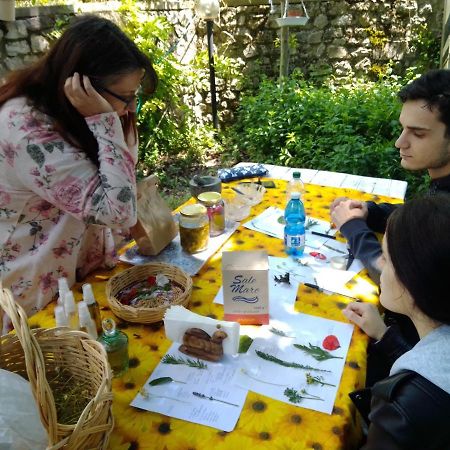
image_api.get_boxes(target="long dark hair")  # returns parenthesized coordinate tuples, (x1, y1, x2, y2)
(386, 194, 450, 324)
(0, 15, 157, 166)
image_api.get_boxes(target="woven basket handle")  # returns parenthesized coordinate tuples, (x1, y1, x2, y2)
(0, 283, 58, 444)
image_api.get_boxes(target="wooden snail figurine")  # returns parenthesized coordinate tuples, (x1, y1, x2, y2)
(178, 326, 228, 362)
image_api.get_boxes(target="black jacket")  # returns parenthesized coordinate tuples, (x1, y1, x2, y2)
(340, 174, 450, 284)
(350, 326, 450, 449)
(351, 370, 450, 450)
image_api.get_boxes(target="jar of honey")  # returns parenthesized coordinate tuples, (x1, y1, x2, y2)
(179, 204, 209, 253)
(197, 191, 226, 237)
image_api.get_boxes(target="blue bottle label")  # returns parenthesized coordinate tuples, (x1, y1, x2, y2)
(284, 234, 305, 248)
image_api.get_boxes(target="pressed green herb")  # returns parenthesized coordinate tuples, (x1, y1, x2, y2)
(306, 373, 336, 387)
(305, 218, 319, 230)
(269, 327, 295, 338)
(161, 354, 208, 369)
(192, 391, 239, 407)
(284, 387, 324, 404)
(293, 343, 343, 362)
(255, 350, 331, 373)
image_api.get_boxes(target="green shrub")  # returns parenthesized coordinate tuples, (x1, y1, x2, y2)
(227, 72, 429, 197)
(119, 0, 220, 201)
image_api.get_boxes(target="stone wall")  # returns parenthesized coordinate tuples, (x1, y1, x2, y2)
(0, 0, 444, 126)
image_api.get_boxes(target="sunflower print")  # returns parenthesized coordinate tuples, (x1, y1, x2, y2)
(26, 179, 400, 450)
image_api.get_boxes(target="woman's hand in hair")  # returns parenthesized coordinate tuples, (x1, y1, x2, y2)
(343, 302, 387, 341)
(64, 72, 114, 117)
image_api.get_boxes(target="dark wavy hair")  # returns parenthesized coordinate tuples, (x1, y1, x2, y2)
(386, 193, 450, 324)
(398, 69, 450, 138)
(0, 15, 157, 166)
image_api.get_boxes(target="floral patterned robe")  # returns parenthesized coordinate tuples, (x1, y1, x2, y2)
(0, 97, 137, 323)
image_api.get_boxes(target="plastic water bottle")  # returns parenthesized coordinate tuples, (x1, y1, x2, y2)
(284, 191, 306, 257)
(286, 171, 305, 201)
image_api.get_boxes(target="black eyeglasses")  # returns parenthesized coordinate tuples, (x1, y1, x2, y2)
(98, 86, 143, 114)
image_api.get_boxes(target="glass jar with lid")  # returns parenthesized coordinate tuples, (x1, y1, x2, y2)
(179, 204, 209, 253)
(197, 191, 226, 237)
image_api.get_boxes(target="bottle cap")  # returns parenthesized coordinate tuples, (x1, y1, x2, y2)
(293, 171, 301, 179)
(197, 191, 222, 205)
(82, 283, 95, 305)
(102, 318, 117, 336)
(290, 192, 301, 199)
(180, 204, 207, 216)
(64, 291, 76, 314)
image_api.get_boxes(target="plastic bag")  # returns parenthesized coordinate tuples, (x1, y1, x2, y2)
(0, 369, 47, 449)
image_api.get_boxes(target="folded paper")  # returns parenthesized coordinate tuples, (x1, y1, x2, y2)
(164, 306, 240, 355)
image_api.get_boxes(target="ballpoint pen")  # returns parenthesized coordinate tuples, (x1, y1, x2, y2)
(311, 231, 337, 240)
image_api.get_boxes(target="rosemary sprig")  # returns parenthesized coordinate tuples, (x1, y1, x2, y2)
(306, 373, 336, 387)
(192, 392, 239, 407)
(305, 218, 319, 230)
(269, 327, 295, 338)
(161, 354, 208, 369)
(240, 368, 287, 386)
(255, 350, 331, 373)
(284, 387, 324, 404)
(293, 343, 343, 362)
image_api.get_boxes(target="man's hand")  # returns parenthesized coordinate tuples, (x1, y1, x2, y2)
(342, 302, 387, 340)
(330, 199, 368, 229)
(330, 196, 349, 212)
(64, 72, 114, 117)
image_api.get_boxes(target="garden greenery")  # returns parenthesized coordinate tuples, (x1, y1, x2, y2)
(227, 70, 429, 197)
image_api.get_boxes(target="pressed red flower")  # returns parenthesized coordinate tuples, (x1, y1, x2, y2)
(322, 335, 340, 351)
(309, 251, 327, 260)
(147, 276, 156, 285)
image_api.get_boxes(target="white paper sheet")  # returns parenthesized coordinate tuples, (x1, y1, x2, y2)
(244, 207, 337, 240)
(233, 314, 354, 414)
(131, 343, 247, 432)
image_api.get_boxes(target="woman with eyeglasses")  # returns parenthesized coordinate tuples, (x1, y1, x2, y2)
(343, 194, 450, 449)
(0, 15, 157, 328)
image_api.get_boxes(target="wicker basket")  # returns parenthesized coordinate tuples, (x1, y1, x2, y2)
(106, 262, 192, 324)
(0, 285, 113, 450)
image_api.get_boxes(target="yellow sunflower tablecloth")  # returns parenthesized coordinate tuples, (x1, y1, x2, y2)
(29, 179, 402, 450)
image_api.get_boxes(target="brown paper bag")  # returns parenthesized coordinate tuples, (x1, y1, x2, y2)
(130, 174, 178, 255)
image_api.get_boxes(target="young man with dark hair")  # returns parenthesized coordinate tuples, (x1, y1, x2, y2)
(329, 69, 450, 385)
(330, 69, 450, 284)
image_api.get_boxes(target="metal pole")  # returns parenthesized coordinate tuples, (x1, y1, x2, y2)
(279, 0, 290, 80)
(206, 19, 219, 129)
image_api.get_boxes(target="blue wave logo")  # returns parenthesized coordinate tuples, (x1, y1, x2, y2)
(232, 296, 258, 303)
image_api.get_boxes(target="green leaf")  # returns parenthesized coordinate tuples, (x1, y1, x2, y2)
(26, 144, 45, 168)
(255, 350, 330, 373)
(148, 377, 173, 386)
(238, 335, 253, 353)
(293, 343, 343, 362)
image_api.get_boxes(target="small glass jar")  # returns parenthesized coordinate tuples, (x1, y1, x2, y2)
(197, 191, 226, 237)
(179, 204, 209, 253)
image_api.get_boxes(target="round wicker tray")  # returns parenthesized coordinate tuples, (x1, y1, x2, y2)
(106, 262, 193, 324)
